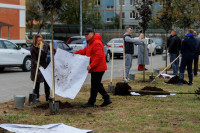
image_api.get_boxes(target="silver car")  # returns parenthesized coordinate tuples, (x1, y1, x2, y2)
(67, 36, 111, 62)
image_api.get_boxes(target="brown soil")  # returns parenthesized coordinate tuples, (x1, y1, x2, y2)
(166, 75, 188, 84)
(35, 101, 73, 110)
(114, 82, 131, 96)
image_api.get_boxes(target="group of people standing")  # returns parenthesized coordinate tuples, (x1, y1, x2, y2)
(168, 29, 200, 85)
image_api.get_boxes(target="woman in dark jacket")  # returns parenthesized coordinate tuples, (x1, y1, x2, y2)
(30, 34, 50, 102)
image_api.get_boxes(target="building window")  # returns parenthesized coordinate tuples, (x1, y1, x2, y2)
(130, 0, 135, 6)
(122, 12, 125, 18)
(107, 5, 114, 9)
(119, 0, 125, 6)
(107, 18, 113, 22)
(97, 0, 100, 6)
(130, 11, 135, 19)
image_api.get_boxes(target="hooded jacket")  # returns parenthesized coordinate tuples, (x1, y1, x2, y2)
(181, 33, 197, 60)
(74, 34, 107, 73)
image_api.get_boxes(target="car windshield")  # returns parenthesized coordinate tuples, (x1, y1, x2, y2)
(152, 38, 162, 44)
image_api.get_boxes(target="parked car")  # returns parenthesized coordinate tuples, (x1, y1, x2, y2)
(107, 38, 137, 58)
(0, 38, 31, 72)
(25, 35, 33, 48)
(67, 36, 111, 62)
(43, 40, 75, 60)
(151, 38, 164, 54)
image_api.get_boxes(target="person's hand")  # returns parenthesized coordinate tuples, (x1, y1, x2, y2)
(87, 65, 91, 70)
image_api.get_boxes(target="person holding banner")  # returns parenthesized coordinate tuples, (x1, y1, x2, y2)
(74, 28, 112, 108)
(30, 34, 50, 102)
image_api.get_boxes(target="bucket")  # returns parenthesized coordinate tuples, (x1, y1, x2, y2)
(149, 75, 155, 81)
(154, 69, 160, 74)
(162, 54, 167, 61)
(129, 73, 135, 80)
(14, 95, 26, 108)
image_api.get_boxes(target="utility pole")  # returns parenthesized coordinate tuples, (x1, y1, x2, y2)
(120, 0, 122, 29)
(80, 0, 82, 37)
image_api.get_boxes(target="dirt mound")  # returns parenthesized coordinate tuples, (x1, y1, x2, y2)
(166, 76, 188, 84)
(141, 86, 164, 91)
(35, 101, 72, 109)
(114, 82, 131, 96)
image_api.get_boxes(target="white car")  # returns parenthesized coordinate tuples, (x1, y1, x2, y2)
(107, 37, 157, 58)
(0, 38, 31, 72)
(107, 38, 140, 58)
(134, 37, 157, 56)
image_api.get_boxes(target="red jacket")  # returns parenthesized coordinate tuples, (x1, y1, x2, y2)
(74, 34, 107, 73)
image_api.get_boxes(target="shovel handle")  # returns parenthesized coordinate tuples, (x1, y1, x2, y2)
(123, 40, 126, 80)
(110, 41, 114, 83)
(33, 42, 43, 90)
(155, 54, 181, 78)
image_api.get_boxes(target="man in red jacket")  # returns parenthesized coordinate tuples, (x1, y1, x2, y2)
(74, 28, 112, 108)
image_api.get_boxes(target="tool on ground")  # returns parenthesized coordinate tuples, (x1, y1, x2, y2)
(108, 41, 115, 93)
(49, 41, 59, 115)
(29, 42, 43, 105)
(151, 54, 181, 83)
(129, 88, 200, 95)
(149, 40, 155, 81)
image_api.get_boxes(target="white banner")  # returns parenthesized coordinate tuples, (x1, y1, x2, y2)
(0, 123, 92, 133)
(40, 48, 90, 99)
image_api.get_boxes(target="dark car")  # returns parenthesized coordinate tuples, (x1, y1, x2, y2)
(43, 40, 74, 60)
(151, 38, 164, 54)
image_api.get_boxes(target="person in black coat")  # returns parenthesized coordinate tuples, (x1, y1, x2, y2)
(178, 29, 197, 85)
(167, 29, 181, 75)
(193, 31, 200, 76)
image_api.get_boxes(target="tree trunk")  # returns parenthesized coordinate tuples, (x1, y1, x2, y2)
(143, 31, 146, 81)
(165, 31, 168, 74)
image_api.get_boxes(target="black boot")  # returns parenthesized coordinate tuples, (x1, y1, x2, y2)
(82, 102, 94, 108)
(100, 99, 112, 107)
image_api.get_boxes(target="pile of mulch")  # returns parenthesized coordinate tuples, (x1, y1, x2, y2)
(34, 101, 72, 110)
(0, 128, 8, 133)
(114, 82, 131, 96)
(165, 75, 188, 84)
(139, 86, 169, 95)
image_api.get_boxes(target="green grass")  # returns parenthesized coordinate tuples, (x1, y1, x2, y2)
(0, 72, 200, 133)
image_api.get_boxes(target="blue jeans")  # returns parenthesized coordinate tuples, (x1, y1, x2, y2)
(179, 58, 193, 83)
(169, 53, 179, 75)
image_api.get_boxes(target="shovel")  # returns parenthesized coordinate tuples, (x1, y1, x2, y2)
(149, 40, 155, 81)
(123, 40, 126, 81)
(151, 54, 181, 83)
(29, 42, 43, 105)
(108, 41, 115, 93)
(49, 39, 59, 115)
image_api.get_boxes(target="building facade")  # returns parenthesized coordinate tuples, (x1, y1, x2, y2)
(97, 0, 162, 29)
(0, 0, 26, 40)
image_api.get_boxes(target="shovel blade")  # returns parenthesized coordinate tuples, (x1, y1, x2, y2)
(49, 101, 59, 115)
(29, 93, 37, 105)
(108, 85, 115, 93)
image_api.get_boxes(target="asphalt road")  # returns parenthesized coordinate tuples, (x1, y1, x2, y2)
(0, 54, 169, 103)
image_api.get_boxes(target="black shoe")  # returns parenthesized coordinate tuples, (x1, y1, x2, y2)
(35, 98, 40, 103)
(188, 82, 193, 86)
(82, 103, 94, 108)
(100, 99, 112, 107)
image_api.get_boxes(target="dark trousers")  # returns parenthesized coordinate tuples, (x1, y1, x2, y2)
(193, 54, 199, 75)
(34, 79, 50, 100)
(88, 71, 109, 104)
(179, 58, 193, 83)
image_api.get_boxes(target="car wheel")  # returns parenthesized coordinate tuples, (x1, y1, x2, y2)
(153, 49, 156, 56)
(22, 57, 31, 72)
(0, 67, 5, 72)
(106, 52, 111, 62)
(22, 44, 27, 48)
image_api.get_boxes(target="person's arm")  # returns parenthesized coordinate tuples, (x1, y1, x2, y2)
(31, 48, 38, 66)
(124, 36, 144, 45)
(180, 40, 185, 54)
(74, 46, 87, 55)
